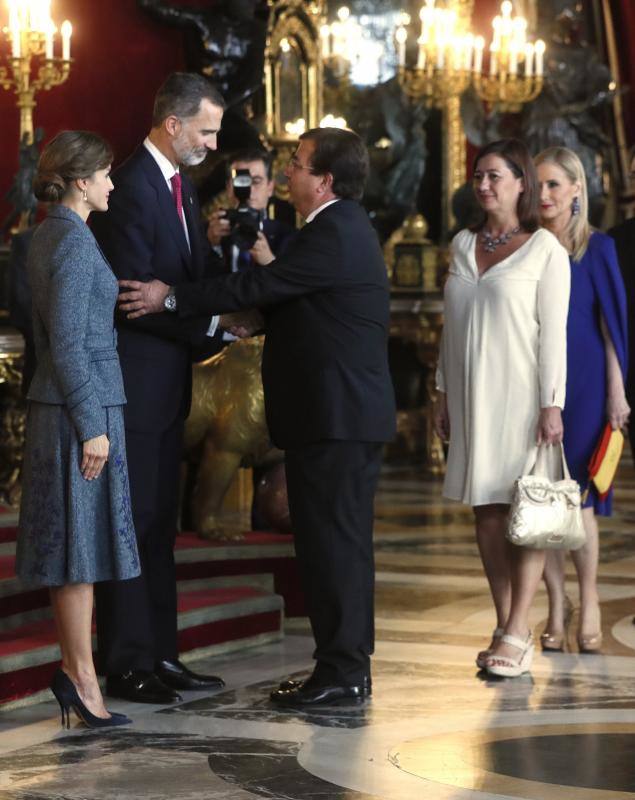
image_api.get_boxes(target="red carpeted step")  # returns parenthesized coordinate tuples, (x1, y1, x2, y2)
(0, 584, 283, 706)
(174, 533, 305, 617)
(0, 527, 17, 544)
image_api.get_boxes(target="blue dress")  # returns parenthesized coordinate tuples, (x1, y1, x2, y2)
(562, 232, 628, 515)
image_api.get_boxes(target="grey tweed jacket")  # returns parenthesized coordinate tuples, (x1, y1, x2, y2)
(26, 204, 126, 442)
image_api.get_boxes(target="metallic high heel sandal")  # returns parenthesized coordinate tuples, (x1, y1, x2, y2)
(540, 595, 574, 652)
(577, 602, 603, 654)
(539, 630, 564, 651)
(476, 627, 504, 669)
(578, 631, 603, 654)
(50, 668, 131, 729)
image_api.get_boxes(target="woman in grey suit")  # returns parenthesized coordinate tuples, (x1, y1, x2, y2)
(15, 131, 139, 728)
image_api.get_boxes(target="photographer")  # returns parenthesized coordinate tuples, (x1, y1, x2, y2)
(208, 148, 295, 271)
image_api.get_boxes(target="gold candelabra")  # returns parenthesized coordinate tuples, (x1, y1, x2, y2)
(0, 0, 73, 144)
(474, 0, 544, 111)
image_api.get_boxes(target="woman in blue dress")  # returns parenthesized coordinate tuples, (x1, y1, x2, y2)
(535, 146, 629, 653)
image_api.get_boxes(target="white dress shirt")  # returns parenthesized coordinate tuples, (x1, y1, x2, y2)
(305, 198, 340, 223)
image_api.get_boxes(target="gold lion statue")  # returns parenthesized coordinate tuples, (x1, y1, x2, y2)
(183, 336, 275, 540)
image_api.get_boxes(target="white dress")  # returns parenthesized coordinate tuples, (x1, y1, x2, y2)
(437, 228, 571, 506)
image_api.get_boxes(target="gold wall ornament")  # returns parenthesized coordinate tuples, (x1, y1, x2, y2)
(265, 0, 325, 202)
(0, 3, 73, 145)
(265, 0, 324, 141)
(384, 213, 441, 293)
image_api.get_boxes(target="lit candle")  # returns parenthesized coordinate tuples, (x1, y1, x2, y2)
(396, 26, 407, 67)
(463, 33, 474, 71)
(473, 36, 484, 73)
(524, 43, 534, 76)
(416, 36, 426, 70)
(8, 0, 19, 33)
(8, 0, 20, 57)
(489, 46, 498, 77)
(492, 16, 501, 50)
(61, 20, 72, 61)
(436, 40, 445, 69)
(45, 26, 54, 59)
(534, 39, 545, 76)
(320, 24, 330, 58)
(12, 30, 21, 58)
(509, 44, 518, 76)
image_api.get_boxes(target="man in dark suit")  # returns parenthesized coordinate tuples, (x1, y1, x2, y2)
(119, 127, 397, 707)
(207, 148, 295, 273)
(93, 73, 229, 704)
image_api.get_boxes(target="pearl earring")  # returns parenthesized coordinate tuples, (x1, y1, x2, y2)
(82, 189, 88, 202)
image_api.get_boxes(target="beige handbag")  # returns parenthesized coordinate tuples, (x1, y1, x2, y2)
(507, 443, 586, 550)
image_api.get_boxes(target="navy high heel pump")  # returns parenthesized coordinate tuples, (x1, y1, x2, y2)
(50, 668, 131, 729)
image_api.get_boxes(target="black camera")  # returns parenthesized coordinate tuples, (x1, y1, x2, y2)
(223, 168, 264, 250)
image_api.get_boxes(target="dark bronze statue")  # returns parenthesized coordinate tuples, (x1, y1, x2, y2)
(2, 128, 44, 236)
(138, 0, 267, 106)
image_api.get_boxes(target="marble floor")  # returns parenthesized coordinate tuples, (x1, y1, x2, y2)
(2, 460, 635, 799)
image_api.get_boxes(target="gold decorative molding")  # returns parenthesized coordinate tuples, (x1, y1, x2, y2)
(265, 0, 324, 140)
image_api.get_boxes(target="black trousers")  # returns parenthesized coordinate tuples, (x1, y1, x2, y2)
(284, 440, 383, 686)
(96, 417, 184, 675)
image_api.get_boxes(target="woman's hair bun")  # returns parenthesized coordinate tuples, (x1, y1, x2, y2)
(33, 171, 66, 203)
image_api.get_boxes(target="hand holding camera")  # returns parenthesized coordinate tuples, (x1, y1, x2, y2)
(207, 210, 231, 247)
(217, 168, 265, 251)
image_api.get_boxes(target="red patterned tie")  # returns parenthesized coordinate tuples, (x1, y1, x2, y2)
(170, 172, 183, 221)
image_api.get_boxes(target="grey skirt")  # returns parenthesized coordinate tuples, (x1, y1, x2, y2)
(16, 402, 140, 587)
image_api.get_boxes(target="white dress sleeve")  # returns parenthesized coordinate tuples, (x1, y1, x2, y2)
(537, 240, 571, 408)
(436, 233, 463, 393)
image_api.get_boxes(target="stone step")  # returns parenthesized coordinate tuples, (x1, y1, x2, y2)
(0, 584, 283, 706)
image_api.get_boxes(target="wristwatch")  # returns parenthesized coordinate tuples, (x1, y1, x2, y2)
(164, 287, 177, 312)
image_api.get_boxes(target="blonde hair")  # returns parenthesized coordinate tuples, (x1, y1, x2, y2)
(535, 146, 591, 262)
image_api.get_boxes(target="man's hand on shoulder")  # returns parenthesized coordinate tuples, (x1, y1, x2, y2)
(250, 232, 275, 265)
(118, 279, 170, 318)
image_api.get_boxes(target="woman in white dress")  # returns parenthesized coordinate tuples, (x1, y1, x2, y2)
(434, 139, 571, 677)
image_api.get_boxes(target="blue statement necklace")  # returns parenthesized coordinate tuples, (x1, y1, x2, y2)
(481, 226, 521, 253)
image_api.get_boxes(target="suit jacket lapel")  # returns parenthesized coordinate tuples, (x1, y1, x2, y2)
(140, 150, 192, 271)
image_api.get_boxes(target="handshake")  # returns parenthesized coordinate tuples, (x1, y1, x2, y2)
(118, 279, 262, 339)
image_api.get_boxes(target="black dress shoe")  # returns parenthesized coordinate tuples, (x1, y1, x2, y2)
(278, 675, 372, 697)
(105, 671, 182, 705)
(270, 681, 367, 707)
(156, 659, 225, 691)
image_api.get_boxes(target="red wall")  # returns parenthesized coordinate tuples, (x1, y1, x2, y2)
(0, 0, 199, 225)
